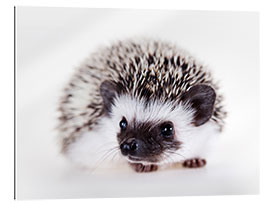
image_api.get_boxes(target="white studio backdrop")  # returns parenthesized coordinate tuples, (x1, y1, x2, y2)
(16, 7, 259, 199)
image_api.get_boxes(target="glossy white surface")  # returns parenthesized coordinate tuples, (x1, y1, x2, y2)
(16, 7, 259, 199)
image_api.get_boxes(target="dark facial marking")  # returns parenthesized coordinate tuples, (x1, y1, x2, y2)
(181, 85, 216, 126)
(118, 120, 180, 163)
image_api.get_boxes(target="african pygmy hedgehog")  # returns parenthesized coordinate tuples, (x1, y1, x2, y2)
(58, 38, 226, 173)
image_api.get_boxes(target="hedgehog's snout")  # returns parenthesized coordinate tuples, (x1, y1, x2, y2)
(117, 119, 181, 163)
(120, 138, 139, 156)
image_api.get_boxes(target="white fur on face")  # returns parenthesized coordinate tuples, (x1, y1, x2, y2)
(111, 95, 195, 128)
(66, 95, 220, 169)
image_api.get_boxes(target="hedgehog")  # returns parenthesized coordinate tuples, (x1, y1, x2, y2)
(58, 38, 226, 173)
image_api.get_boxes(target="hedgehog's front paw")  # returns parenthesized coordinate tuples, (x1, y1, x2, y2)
(183, 158, 206, 168)
(129, 163, 158, 172)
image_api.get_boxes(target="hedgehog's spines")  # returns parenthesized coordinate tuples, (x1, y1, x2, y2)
(58, 39, 226, 151)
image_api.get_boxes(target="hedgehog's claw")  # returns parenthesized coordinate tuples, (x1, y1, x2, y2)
(183, 158, 206, 168)
(129, 163, 158, 172)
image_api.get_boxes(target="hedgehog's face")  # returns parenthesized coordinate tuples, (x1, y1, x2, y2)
(116, 117, 180, 163)
(100, 80, 216, 164)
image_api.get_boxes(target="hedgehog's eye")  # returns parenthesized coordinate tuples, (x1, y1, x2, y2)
(119, 117, 128, 130)
(160, 122, 174, 138)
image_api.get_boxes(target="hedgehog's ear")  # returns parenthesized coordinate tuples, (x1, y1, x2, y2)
(181, 85, 216, 126)
(100, 80, 118, 114)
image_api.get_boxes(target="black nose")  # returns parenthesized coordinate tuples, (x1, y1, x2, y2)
(120, 139, 138, 156)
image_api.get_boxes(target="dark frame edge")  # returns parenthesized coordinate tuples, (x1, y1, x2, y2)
(14, 5, 16, 200)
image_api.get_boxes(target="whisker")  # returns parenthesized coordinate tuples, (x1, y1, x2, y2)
(166, 150, 187, 160)
(95, 142, 118, 154)
(90, 146, 119, 174)
(96, 146, 119, 164)
(161, 152, 174, 165)
(178, 144, 196, 157)
(162, 153, 171, 165)
(110, 150, 120, 162)
(166, 153, 175, 165)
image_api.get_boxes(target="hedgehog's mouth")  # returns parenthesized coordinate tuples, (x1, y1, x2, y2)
(127, 155, 159, 164)
(127, 155, 143, 162)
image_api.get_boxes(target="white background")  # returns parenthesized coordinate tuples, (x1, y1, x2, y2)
(1, 0, 270, 203)
(16, 7, 259, 199)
